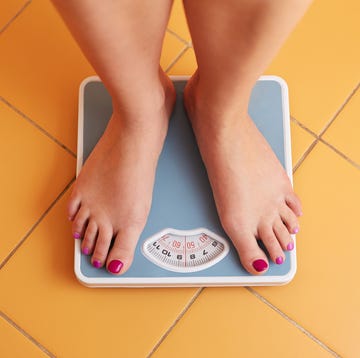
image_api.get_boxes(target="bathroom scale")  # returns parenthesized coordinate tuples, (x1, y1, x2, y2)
(74, 75, 297, 287)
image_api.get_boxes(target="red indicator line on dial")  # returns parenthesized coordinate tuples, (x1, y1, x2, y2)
(184, 236, 187, 267)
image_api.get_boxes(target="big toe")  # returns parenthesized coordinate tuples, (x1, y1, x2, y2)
(230, 230, 269, 275)
(106, 227, 142, 275)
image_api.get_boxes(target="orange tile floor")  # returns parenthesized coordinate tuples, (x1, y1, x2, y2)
(1, 1, 359, 357)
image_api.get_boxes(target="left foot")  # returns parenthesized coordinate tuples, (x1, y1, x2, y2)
(69, 72, 175, 274)
(184, 73, 302, 275)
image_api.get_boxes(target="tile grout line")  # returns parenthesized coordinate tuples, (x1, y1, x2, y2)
(0, 310, 56, 358)
(165, 44, 192, 74)
(146, 288, 204, 357)
(319, 137, 360, 170)
(291, 116, 318, 138)
(291, 114, 360, 172)
(0, 177, 75, 271)
(290, 116, 319, 173)
(0, 0, 32, 35)
(318, 82, 359, 138)
(291, 80, 359, 173)
(245, 288, 341, 357)
(0, 96, 76, 158)
(166, 28, 191, 46)
(292, 82, 360, 172)
(293, 137, 318, 173)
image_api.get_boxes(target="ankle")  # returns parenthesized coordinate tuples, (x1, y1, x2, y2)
(111, 70, 175, 125)
(194, 67, 256, 103)
(185, 72, 250, 129)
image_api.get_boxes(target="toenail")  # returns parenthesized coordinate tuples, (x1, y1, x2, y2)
(252, 259, 268, 272)
(276, 257, 284, 265)
(292, 227, 299, 234)
(108, 260, 124, 274)
(73, 232, 81, 239)
(92, 260, 101, 268)
(287, 242, 294, 251)
(82, 247, 90, 255)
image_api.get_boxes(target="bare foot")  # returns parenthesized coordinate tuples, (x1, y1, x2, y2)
(69, 72, 175, 274)
(184, 74, 302, 275)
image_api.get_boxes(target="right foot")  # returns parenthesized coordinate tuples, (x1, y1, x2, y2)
(184, 73, 302, 275)
(69, 72, 175, 274)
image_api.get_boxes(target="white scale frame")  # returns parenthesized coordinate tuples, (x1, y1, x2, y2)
(74, 75, 297, 287)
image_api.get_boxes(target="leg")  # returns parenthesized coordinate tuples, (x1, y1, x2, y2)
(51, 0, 175, 274)
(183, 0, 311, 274)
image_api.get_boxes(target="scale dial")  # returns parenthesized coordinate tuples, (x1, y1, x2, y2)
(141, 228, 230, 273)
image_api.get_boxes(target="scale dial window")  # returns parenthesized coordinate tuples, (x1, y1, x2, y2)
(142, 228, 230, 273)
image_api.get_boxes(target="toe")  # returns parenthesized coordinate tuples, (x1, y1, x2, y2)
(72, 206, 89, 239)
(67, 192, 81, 221)
(91, 224, 113, 268)
(81, 219, 98, 255)
(106, 227, 142, 275)
(221, 215, 270, 274)
(285, 193, 303, 217)
(280, 205, 300, 235)
(273, 218, 293, 253)
(229, 230, 269, 275)
(258, 224, 285, 265)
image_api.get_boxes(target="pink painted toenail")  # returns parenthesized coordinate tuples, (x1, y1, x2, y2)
(292, 227, 299, 234)
(108, 260, 123, 274)
(287, 242, 294, 251)
(92, 260, 101, 268)
(73, 232, 81, 239)
(276, 257, 284, 265)
(252, 259, 268, 272)
(82, 247, 90, 255)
